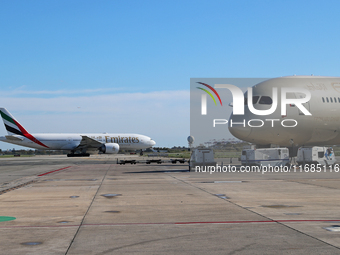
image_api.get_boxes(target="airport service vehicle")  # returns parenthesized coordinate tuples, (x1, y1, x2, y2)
(296, 147, 336, 166)
(241, 147, 289, 167)
(0, 108, 156, 157)
(228, 76, 340, 157)
(189, 148, 215, 171)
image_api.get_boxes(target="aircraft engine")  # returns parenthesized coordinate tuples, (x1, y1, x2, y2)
(99, 143, 120, 154)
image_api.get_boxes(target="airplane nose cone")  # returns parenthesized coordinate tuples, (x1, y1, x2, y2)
(150, 140, 156, 146)
(229, 125, 251, 140)
(228, 116, 252, 140)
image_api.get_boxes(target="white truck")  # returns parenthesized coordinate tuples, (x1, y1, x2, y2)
(241, 147, 290, 167)
(189, 148, 215, 171)
(296, 147, 336, 166)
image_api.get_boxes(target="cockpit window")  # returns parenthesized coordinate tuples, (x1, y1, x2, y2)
(252, 96, 260, 104)
(244, 96, 260, 105)
(259, 96, 272, 105)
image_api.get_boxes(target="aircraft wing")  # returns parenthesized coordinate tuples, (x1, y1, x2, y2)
(75, 135, 103, 150)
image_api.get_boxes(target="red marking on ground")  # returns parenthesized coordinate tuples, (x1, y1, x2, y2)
(37, 166, 72, 176)
(83, 219, 340, 226)
(176, 219, 340, 224)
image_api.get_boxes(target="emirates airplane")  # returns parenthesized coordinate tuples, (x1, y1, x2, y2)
(228, 76, 340, 156)
(0, 108, 156, 156)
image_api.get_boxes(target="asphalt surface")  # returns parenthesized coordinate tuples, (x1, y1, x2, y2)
(0, 155, 340, 254)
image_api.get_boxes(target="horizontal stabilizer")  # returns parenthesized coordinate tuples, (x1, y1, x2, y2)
(5, 135, 24, 141)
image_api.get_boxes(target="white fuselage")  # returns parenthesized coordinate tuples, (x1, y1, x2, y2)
(229, 76, 340, 147)
(0, 133, 155, 151)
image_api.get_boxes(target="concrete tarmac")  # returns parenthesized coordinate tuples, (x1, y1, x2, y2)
(1, 155, 340, 254)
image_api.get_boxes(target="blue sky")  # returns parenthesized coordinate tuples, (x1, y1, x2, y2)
(1, 0, 340, 150)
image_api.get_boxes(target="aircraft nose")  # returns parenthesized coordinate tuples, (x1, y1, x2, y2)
(228, 116, 252, 140)
(150, 139, 156, 146)
(229, 125, 251, 140)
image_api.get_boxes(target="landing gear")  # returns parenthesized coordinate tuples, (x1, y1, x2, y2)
(140, 150, 143, 156)
(67, 153, 90, 157)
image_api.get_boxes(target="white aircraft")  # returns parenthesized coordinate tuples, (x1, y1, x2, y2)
(0, 108, 156, 156)
(228, 76, 340, 156)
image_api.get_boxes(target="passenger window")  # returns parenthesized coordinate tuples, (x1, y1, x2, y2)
(259, 96, 272, 105)
(242, 151, 246, 155)
(322, 97, 325, 103)
(331, 98, 333, 103)
(318, 152, 324, 158)
(338, 97, 340, 103)
(327, 98, 329, 103)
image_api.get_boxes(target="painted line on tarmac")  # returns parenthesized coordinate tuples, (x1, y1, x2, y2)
(2, 219, 340, 228)
(0, 216, 16, 222)
(37, 166, 72, 176)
